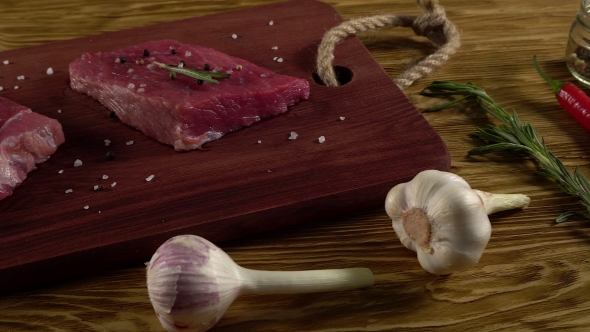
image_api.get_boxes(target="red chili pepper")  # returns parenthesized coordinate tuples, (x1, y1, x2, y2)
(534, 55, 590, 132)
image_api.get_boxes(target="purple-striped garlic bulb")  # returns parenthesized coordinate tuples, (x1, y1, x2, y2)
(146, 235, 374, 332)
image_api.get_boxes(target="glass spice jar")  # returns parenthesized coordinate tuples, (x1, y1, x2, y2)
(566, 0, 590, 86)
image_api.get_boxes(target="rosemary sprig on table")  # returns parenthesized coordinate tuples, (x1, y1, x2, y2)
(153, 61, 230, 84)
(420, 80, 590, 222)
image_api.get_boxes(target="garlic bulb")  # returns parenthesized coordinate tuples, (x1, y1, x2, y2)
(147, 235, 374, 332)
(384, 170, 530, 275)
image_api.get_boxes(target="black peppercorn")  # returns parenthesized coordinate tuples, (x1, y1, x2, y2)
(143, 49, 150, 57)
(204, 63, 210, 71)
(106, 151, 114, 161)
(197, 79, 204, 85)
(170, 49, 177, 55)
(119, 57, 126, 64)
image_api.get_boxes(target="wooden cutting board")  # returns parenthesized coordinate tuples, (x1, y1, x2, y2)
(0, 0, 449, 292)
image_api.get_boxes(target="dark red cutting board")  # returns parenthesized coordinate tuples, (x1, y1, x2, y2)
(0, 0, 449, 292)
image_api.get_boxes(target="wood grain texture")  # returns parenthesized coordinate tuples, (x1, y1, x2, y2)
(2, 0, 590, 331)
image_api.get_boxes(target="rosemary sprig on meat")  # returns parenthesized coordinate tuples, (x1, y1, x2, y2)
(420, 80, 590, 222)
(153, 61, 230, 84)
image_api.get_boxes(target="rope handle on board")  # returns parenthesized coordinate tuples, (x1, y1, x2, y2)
(316, 0, 460, 90)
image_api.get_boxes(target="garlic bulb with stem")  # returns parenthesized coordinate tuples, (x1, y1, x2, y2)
(385, 169, 530, 275)
(146, 234, 374, 332)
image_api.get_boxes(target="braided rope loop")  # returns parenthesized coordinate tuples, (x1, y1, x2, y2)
(316, 0, 460, 90)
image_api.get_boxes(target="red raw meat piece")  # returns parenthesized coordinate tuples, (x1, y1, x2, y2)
(0, 97, 65, 200)
(69, 39, 310, 151)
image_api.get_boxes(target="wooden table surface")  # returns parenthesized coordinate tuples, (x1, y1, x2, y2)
(1, 0, 589, 331)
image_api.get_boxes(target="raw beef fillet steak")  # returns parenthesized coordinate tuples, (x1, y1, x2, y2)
(0, 97, 65, 200)
(69, 39, 310, 151)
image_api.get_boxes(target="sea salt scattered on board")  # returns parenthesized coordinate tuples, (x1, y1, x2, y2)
(13, 86, 18, 90)
(57, 109, 62, 114)
(58, 170, 64, 174)
(289, 132, 298, 140)
(111, 182, 117, 187)
(104, 139, 111, 146)
(126, 140, 134, 145)
(46, 67, 54, 75)
(339, 116, 345, 121)
(146, 174, 155, 182)
(17, 75, 25, 80)
(269, 20, 274, 26)
(318, 136, 326, 143)
(231, 34, 238, 39)
(84, 205, 90, 210)
(73, 159, 83, 167)
(2, 60, 8, 65)
(0, 86, 3, 91)
(65, 189, 73, 194)
(102, 175, 109, 180)
(271, 46, 278, 50)
(276, 58, 283, 63)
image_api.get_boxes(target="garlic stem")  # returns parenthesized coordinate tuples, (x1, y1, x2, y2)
(239, 267, 374, 295)
(473, 189, 530, 215)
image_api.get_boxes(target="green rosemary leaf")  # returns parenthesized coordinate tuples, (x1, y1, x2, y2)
(153, 61, 230, 84)
(536, 169, 561, 181)
(470, 128, 505, 143)
(422, 80, 590, 222)
(467, 142, 525, 155)
(556, 211, 581, 223)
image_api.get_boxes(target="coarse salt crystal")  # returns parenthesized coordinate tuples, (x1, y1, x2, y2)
(231, 34, 238, 39)
(257, 140, 262, 144)
(288, 131, 298, 140)
(185, 51, 192, 57)
(13, 86, 19, 90)
(127, 83, 135, 89)
(111, 182, 117, 187)
(271, 46, 278, 50)
(17, 75, 24, 80)
(57, 109, 62, 113)
(2, 60, 8, 65)
(260, 73, 269, 78)
(339, 116, 345, 121)
(104, 139, 111, 146)
(127, 69, 134, 73)
(73, 159, 83, 167)
(65, 189, 73, 194)
(115, 58, 120, 63)
(318, 136, 326, 143)
(276, 58, 283, 63)
(84, 205, 90, 210)
(46, 67, 54, 75)
(0, 86, 3, 91)
(273, 57, 278, 61)
(269, 20, 274, 26)
(126, 140, 134, 145)
(137, 88, 145, 93)
(146, 174, 155, 182)
(102, 175, 109, 180)
(58, 169, 64, 174)
(93, 185, 100, 190)
(140, 83, 147, 87)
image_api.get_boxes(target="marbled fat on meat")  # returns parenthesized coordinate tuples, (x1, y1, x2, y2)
(69, 40, 310, 151)
(0, 97, 65, 200)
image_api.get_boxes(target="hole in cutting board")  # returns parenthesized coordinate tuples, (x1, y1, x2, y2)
(312, 66, 353, 86)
